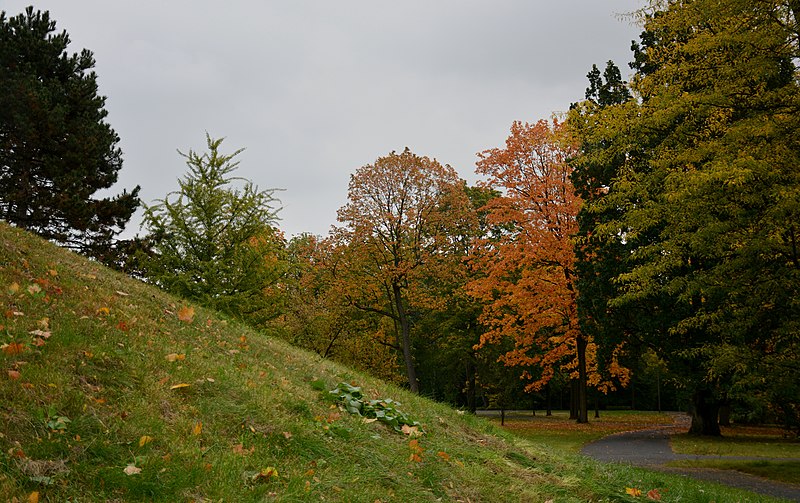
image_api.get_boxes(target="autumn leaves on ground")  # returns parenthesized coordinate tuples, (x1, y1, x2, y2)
(1, 224, 787, 502)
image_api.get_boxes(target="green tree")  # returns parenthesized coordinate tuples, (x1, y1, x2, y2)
(571, 0, 800, 435)
(0, 7, 140, 258)
(142, 135, 285, 325)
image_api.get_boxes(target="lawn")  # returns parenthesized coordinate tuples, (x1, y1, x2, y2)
(486, 409, 675, 452)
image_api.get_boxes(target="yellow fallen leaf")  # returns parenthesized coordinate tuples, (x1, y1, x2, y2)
(48, 269, 58, 277)
(170, 383, 191, 390)
(96, 307, 110, 316)
(139, 435, 154, 447)
(28, 491, 39, 503)
(192, 421, 203, 436)
(8, 282, 19, 294)
(165, 353, 185, 362)
(626, 487, 641, 497)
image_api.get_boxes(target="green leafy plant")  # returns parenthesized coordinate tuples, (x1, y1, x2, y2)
(328, 382, 423, 433)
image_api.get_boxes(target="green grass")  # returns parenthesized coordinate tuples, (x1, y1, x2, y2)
(667, 459, 800, 485)
(671, 426, 800, 458)
(0, 222, 788, 502)
(490, 410, 674, 452)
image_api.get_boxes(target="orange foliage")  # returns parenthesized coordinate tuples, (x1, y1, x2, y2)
(468, 118, 595, 390)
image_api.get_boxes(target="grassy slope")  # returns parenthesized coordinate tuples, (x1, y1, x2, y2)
(0, 223, 785, 502)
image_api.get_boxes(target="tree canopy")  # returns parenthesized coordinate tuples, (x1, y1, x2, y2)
(569, 0, 800, 434)
(0, 7, 139, 258)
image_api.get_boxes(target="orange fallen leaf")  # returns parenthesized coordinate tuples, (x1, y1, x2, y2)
(177, 306, 195, 323)
(32, 338, 46, 347)
(192, 421, 203, 435)
(646, 488, 662, 501)
(436, 451, 450, 461)
(116, 321, 130, 331)
(8, 369, 21, 380)
(2, 342, 25, 355)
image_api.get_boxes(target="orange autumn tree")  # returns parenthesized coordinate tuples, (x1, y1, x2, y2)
(468, 118, 599, 422)
(334, 148, 476, 393)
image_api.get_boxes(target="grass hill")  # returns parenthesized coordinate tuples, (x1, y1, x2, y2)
(0, 222, 780, 502)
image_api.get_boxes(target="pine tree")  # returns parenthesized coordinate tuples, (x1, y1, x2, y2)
(0, 7, 139, 257)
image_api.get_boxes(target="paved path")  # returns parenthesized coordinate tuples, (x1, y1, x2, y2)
(581, 415, 800, 502)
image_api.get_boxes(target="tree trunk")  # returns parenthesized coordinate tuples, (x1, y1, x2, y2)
(569, 379, 578, 420)
(576, 333, 589, 423)
(689, 389, 722, 436)
(718, 403, 731, 427)
(545, 382, 552, 416)
(393, 284, 419, 393)
(594, 390, 600, 419)
(465, 355, 477, 413)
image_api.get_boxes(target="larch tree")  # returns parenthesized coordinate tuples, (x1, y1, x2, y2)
(334, 148, 476, 393)
(468, 119, 610, 423)
(0, 7, 140, 259)
(142, 135, 286, 326)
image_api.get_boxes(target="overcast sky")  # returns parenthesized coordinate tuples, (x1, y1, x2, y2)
(4, 1, 644, 239)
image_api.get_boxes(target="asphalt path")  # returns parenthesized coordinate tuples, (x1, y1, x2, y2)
(581, 415, 800, 502)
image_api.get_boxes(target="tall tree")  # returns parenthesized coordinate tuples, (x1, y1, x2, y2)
(571, 0, 800, 434)
(334, 148, 476, 393)
(468, 119, 621, 423)
(142, 135, 285, 326)
(0, 7, 139, 257)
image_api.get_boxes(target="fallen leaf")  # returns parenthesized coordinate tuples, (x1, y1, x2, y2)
(123, 464, 141, 475)
(177, 306, 195, 323)
(233, 443, 255, 456)
(8, 369, 21, 380)
(115, 290, 129, 297)
(626, 487, 641, 497)
(32, 338, 46, 347)
(2, 342, 25, 355)
(96, 306, 110, 316)
(28, 491, 39, 503)
(139, 435, 154, 447)
(282, 431, 293, 439)
(436, 451, 450, 461)
(646, 488, 662, 501)
(192, 421, 203, 435)
(26, 284, 41, 295)
(29, 329, 51, 339)
(256, 467, 279, 481)
(169, 383, 191, 390)
(401, 424, 422, 437)
(165, 353, 186, 362)
(8, 282, 19, 294)
(48, 269, 58, 277)
(116, 321, 130, 331)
